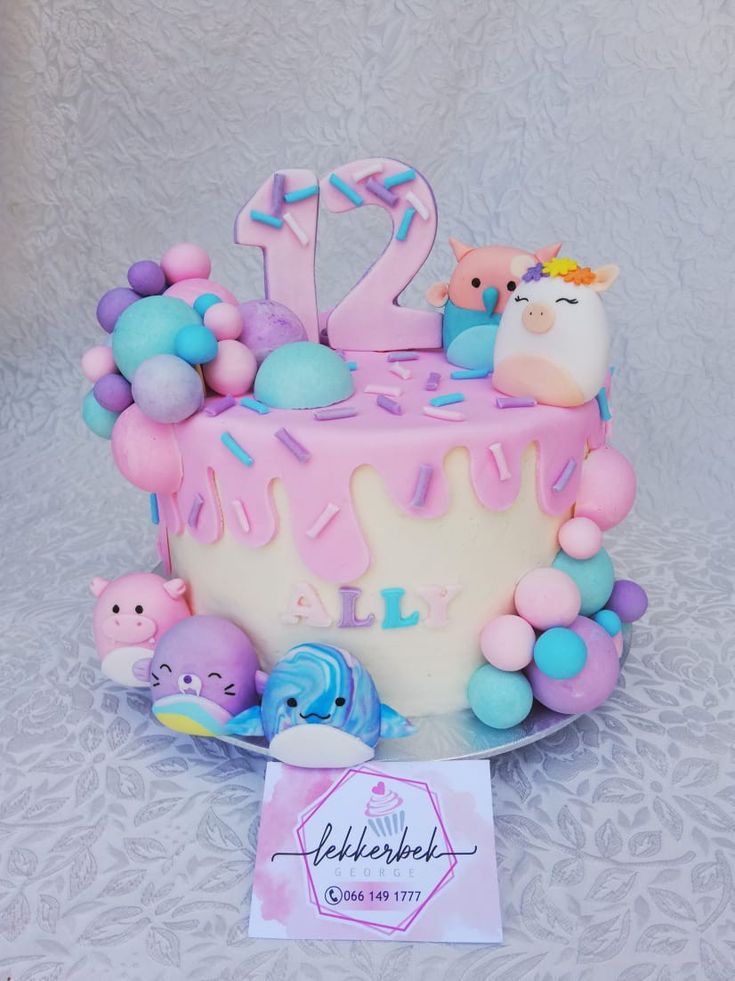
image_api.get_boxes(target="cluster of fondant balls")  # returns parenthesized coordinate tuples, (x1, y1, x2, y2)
(468, 447, 647, 730)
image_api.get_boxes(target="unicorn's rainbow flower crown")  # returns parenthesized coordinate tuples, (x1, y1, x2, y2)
(523, 257, 597, 286)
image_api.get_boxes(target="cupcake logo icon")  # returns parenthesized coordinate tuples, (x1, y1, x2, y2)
(365, 780, 405, 838)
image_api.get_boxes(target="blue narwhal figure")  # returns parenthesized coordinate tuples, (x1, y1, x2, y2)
(224, 643, 415, 768)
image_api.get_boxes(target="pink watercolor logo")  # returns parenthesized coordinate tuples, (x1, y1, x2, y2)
(285, 767, 467, 935)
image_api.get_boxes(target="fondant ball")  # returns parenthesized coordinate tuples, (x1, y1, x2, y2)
(468, 663, 533, 730)
(533, 627, 588, 679)
(81, 345, 116, 382)
(132, 354, 204, 423)
(606, 579, 648, 623)
(254, 341, 354, 409)
(202, 340, 257, 396)
(558, 516, 603, 560)
(239, 299, 307, 364)
(514, 567, 581, 629)
(480, 614, 535, 671)
(93, 372, 133, 412)
(127, 260, 166, 296)
(526, 616, 619, 714)
(193, 293, 222, 318)
(164, 278, 238, 307)
(574, 446, 636, 531)
(161, 243, 211, 284)
(204, 301, 244, 341)
(111, 404, 183, 493)
(112, 295, 202, 380)
(552, 548, 615, 617)
(593, 609, 622, 636)
(82, 390, 120, 439)
(175, 324, 219, 365)
(96, 287, 140, 334)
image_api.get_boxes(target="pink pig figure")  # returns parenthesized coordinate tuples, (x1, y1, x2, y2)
(426, 238, 561, 370)
(90, 573, 191, 688)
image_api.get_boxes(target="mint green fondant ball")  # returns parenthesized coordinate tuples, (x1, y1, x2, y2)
(254, 341, 354, 409)
(552, 547, 615, 616)
(467, 663, 533, 730)
(82, 390, 120, 439)
(112, 295, 203, 380)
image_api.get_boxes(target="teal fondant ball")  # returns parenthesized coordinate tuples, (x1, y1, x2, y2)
(193, 292, 222, 318)
(175, 324, 218, 365)
(552, 547, 615, 616)
(533, 627, 588, 679)
(467, 663, 533, 730)
(593, 609, 622, 636)
(112, 295, 202, 380)
(82, 390, 120, 439)
(254, 341, 354, 409)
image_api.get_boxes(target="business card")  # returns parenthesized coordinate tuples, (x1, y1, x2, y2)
(249, 760, 502, 943)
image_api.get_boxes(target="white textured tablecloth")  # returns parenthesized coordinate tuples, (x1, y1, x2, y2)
(2, 0, 734, 977)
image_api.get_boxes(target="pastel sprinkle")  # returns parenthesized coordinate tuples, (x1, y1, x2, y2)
(282, 211, 309, 246)
(389, 363, 411, 380)
(232, 499, 250, 533)
(430, 392, 465, 407)
(425, 372, 441, 391)
(496, 395, 537, 409)
(364, 384, 401, 397)
(306, 502, 340, 539)
(395, 206, 416, 242)
(157, 528, 172, 576)
(411, 463, 433, 508)
(240, 396, 270, 414)
(405, 191, 429, 219)
(275, 427, 311, 463)
(271, 172, 285, 217)
(313, 406, 358, 421)
(365, 176, 398, 206)
(329, 173, 363, 206)
(488, 443, 511, 481)
(203, 395, 236, 416)
(384, 168, 416, 189)
(423, 405, 465, 422)
(150, 493, 159, 525)
(597, 387, 612, 421)
(188, 493, 204, 529)
(387, 351, 419, 362)
(221, 431, 254, 466)
(250, 210, 283, 228)
(352, 162, 384, 182)
(451, 368, 490, 379)
(376, 394, 402, 415)
(553, 458, 577, 493)
(346, 361, 358, 371)
(283, 184, 319, 203)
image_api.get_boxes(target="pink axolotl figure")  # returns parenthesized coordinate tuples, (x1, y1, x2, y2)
(426, 238, 561, 370)
(90, 573, 191, 687)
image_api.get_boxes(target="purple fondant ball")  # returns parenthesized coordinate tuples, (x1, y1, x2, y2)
(93, 372, 133, 412)
(96, 287, 141, 334)
(131, 354, 203, 423)
(128, 260, 166, 297)
(239, 299, 307, 364)
(606, 580, 648, 623)
(526, 615, 619, 715)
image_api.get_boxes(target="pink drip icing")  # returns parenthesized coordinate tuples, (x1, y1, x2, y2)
(153, 351, 604, 583)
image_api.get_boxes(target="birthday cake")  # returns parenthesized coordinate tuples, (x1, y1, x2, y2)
(80, 156, 647, 767)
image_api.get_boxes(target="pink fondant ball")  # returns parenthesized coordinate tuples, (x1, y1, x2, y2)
(111, 404, 183, 494)
(239, 299, 307, 364)
(81, 345, 116, 382)
(526, 615, 620, 714)
(164, 278, 238, 308)
(514, 567, 581, 630)
(574, 446, 636, 531)
(204, 301, 244, 341)
(161, 243, 211, 284)
(203, 340, 257, 396)
(480, 614, 536, 671)
(558, 517, 603, 560)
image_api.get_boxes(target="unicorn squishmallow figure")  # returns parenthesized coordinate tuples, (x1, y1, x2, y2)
(426, 238, 561, 371)
(493, 256, 619, 407)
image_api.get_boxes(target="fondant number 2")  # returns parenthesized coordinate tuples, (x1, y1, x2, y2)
(235, 158, 441, 351)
